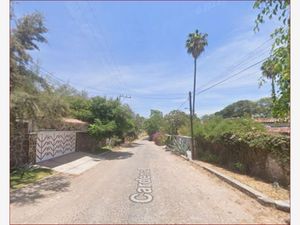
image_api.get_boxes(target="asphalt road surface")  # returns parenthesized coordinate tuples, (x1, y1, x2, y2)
(10, 139, 289, 224)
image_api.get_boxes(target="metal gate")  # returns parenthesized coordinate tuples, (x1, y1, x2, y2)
(36, 131, 76, 163)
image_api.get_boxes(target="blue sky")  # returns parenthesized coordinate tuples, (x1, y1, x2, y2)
(13, 1, 279, 118)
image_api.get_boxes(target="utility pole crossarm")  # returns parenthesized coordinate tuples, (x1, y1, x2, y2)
(118, 94, 132, 101)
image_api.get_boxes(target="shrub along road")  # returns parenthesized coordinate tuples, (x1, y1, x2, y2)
(10, 139, 289, 224)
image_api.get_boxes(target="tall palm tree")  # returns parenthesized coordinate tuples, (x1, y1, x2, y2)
(261, 59, 277, 102)
(186, 30, 208, 115)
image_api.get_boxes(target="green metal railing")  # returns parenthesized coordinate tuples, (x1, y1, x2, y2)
(165, 134, 192, 157)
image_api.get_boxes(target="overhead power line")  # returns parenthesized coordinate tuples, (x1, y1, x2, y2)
(195, 57, 268, 96)
(24, 58, 188, 101)
(176, 97, 189, 111)
(174, 38, 272, 112)
(195, 39, 272, 93)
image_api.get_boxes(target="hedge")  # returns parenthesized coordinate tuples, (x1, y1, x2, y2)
(194, 117, 290, 186)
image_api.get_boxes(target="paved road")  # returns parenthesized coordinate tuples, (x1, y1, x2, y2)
(11, 139, 289, 224)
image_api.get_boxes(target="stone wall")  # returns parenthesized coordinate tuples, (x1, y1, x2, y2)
(194, 135, 290, 186)
(167, 134, 289, 186)
(265, 154, 290, 186)
(28, 133, 37, 165)
(10, 121, 29, 168)
(11, 128, 105, 167)
(76, 132, 102, 153)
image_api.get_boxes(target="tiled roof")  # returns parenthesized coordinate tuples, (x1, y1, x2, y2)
(267, 126, 290, 135)
(254, 118, 280, 123)
(62, 118, 88, 125)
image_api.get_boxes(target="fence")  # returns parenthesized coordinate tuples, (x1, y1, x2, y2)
(165, 134, 192, 159)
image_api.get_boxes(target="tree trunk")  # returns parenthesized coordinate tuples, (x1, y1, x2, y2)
(193, 58, 197, 115)
(271, 77, 276, 102)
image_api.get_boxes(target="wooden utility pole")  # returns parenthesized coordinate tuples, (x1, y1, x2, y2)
(189, 91, 195, 160)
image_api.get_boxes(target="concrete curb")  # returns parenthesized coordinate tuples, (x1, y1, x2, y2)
(178, 155, 290, 212)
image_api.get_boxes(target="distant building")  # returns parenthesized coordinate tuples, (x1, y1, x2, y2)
(254, 118, 290, 135)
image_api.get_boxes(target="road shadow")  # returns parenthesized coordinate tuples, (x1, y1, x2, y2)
(98, 151, 134, 160)
(121, 142, 143, 148)
(10, 174, 71, 206)
(37, 152, 103, 169)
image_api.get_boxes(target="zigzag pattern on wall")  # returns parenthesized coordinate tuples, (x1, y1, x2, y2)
(36, 131, 76, 162)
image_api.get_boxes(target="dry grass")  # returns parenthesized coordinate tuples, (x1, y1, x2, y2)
(199, 161, 290, 200)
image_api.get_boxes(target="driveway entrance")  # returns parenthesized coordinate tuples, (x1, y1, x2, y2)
(37, 151, 108, 175)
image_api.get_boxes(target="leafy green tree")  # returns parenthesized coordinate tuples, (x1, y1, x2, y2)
(255, 97, 273, 117)
(185, 29, 208, 115)
(144, 110, 164, 139)
(88, 119, 117, 139)
(261, 58, 278, 101)
(215, 100, 256, 118)
(10, 11, 72, 130)
(164, 110, 189, 135)
(113, 104, 135, 140)
(82, 97, 135, 140)
(10, 8, 138, 143)
(10, 12, 48, 91)
(68, 95, 93, 122)
(214, 98, 273, 118)
(133, 114, 146, 135)
(254, 0, 290, 118)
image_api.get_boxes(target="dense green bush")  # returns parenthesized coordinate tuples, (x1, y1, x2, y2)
(193, 116, 290, 185)
(194, 117, 290, 164)
(243, 132, 290, 164)
(194, 116, 266, 141)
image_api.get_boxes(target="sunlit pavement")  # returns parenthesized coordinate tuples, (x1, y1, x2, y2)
(11, 139, 289, 224)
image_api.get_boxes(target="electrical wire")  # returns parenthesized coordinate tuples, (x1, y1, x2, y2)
(195, 57, 268, 96)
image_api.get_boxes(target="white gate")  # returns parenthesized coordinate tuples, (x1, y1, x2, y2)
(36, 131, 76, 163)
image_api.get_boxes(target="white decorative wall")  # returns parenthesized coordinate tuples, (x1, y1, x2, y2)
(36, 131, 76, 162)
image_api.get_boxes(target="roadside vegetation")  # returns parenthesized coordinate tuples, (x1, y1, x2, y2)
(254, 0, 290, 119)
(10, 167, 53, 190)
(10, 7, 145, 149)
(214, 98, 273, 118)
(9, 6, 146, 186)
(10, 1, 289, 189)
(143, 0, 290, 187)
(144, 101, 290, 186)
